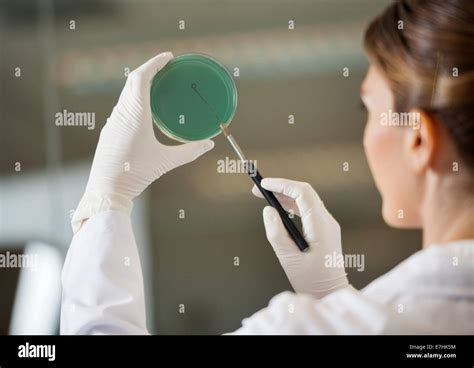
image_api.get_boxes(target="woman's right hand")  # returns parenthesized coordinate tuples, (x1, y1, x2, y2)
(252, 178, 349, 298)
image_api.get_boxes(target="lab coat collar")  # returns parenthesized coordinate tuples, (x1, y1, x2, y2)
(363, 239, 474, 300)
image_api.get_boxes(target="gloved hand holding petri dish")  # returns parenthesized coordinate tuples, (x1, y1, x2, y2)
(150, 53, 309, 252)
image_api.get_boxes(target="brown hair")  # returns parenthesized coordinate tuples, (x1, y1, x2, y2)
(364, 0, 474, 168)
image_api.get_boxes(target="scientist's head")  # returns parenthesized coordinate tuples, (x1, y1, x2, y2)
(361, 0, 474, 228)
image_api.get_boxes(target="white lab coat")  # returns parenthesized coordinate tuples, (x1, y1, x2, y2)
(60, 211, 474, 335)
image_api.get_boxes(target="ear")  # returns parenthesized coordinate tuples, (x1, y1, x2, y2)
(405, 108, 439, 172)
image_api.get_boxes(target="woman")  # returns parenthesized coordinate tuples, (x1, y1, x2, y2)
(61, 0, 473, 334)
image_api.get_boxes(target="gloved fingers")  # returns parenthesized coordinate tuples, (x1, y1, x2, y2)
(162, 139, 215, 167)
(260, 178, 336, 243)
(111, 51, 174, 133)
(260, 178, 323, 218)
(124, 51, 174, 101)
(262, 206, 299, 256)
(132, 51, 174, 84)
(252, 184, 300, 217)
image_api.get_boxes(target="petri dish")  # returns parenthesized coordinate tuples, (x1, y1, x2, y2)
(150, 53, 237, 142)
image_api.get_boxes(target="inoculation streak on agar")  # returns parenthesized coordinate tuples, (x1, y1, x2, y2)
(191, 83, 223, 123)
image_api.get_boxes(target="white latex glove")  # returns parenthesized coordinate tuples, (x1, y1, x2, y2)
(252, 178, 349, 298)
(72, 51, 214, 233)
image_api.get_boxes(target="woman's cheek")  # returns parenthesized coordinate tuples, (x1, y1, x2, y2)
(364, 117, 402, 225)
(365, 118, 419, 227)
(364, 116, 386, 191)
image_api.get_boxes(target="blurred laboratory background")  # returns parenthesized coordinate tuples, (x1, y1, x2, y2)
(0, 0, 421, 334)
